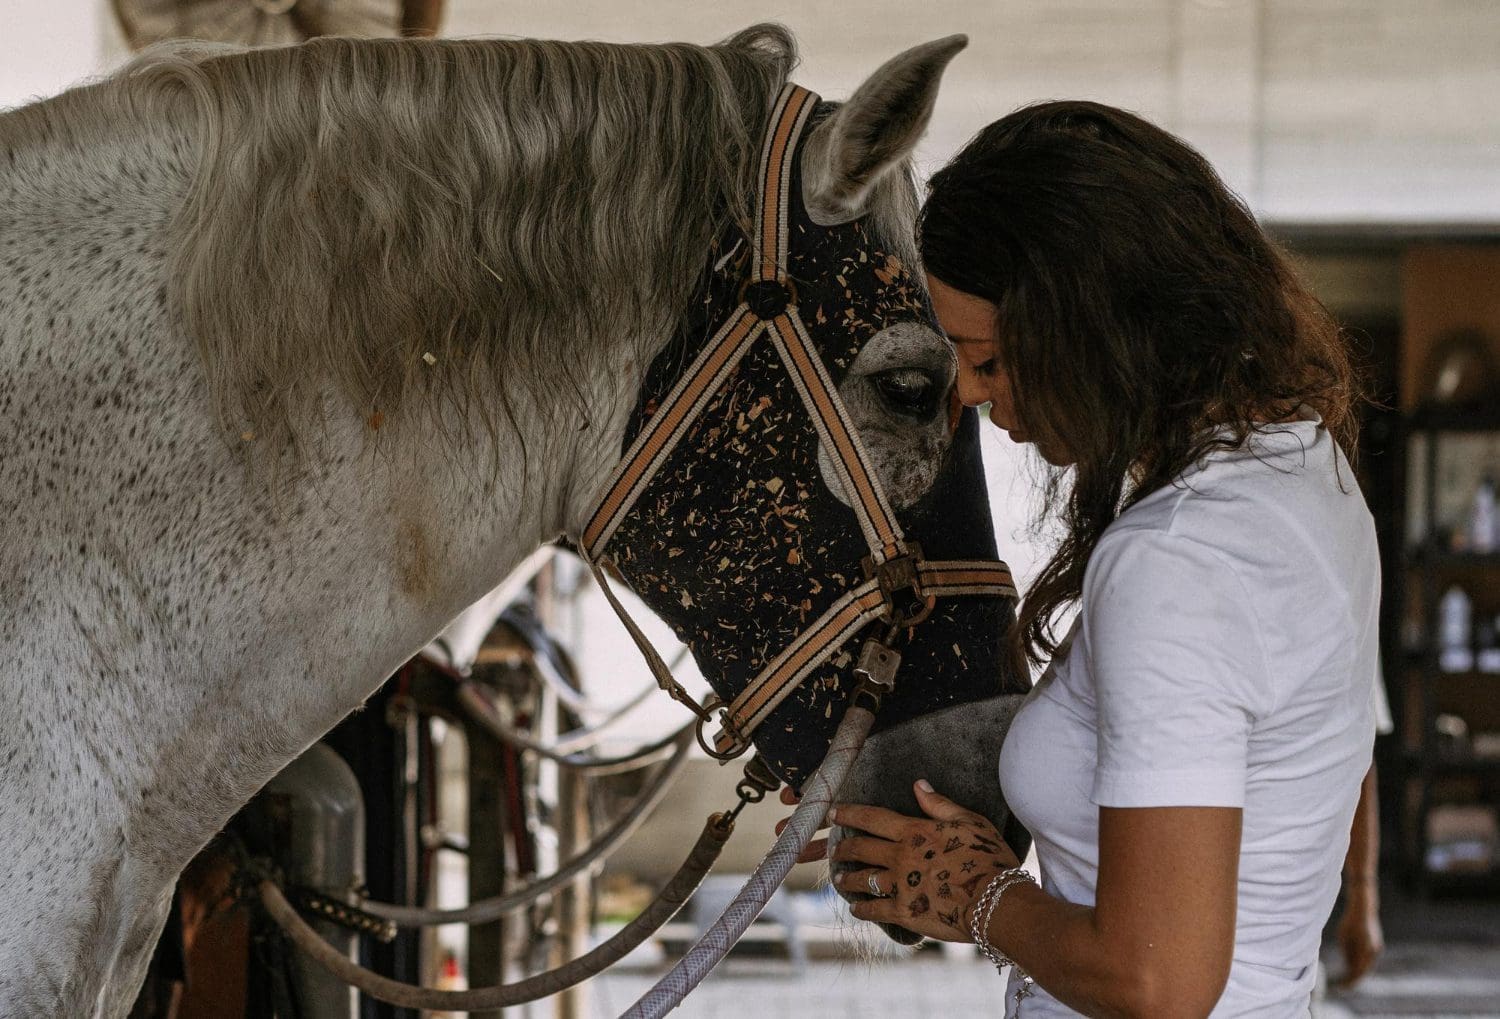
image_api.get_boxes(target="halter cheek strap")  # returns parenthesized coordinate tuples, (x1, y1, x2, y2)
(580, 83, 1016, 760)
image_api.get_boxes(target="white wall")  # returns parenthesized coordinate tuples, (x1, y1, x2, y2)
(0, 0, 107, 111)
(5, 1, 1496, 221)
(438, 0, 1500, 225)
(1260, 0, 1500, 223)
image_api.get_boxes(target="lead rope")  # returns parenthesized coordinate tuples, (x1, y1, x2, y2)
(622, 684, 880, 1018)
(252, 726, 831, 1011)
(253, 727, 848, 1014)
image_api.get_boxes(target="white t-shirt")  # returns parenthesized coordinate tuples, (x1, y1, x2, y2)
(997, 413, 1379, 1018)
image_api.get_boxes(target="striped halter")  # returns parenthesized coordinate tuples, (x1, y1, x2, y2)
(580, 83, 1017, 771)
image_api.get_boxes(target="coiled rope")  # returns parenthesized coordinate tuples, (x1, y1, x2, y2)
(456, 680, 689, 776)
(258, 811, 734, 1010)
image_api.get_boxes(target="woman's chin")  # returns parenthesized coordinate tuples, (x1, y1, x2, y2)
(1022, 435, 1073, 466)
(996, 425, 1073, 466)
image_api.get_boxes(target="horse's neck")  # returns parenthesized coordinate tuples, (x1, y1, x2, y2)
(5, 74, 649, 664)
(177, 349, 639, 754)
(0, 82, 191, 222)
(0, 84, 647, 861)
(0, 72, 658, 1016)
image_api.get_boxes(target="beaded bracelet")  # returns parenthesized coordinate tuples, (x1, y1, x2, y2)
(968, 866, 1036, 972)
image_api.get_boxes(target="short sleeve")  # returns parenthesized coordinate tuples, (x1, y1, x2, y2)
(1086, 530, 1271, 809)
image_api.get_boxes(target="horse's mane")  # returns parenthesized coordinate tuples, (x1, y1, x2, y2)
(118, 27, 799, 452)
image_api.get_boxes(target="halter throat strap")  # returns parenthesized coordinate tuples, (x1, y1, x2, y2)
(579, 83, 1016, 760)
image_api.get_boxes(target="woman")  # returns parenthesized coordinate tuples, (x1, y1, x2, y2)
(811, 101, 1378, 1017)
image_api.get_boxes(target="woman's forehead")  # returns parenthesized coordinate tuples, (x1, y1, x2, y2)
(948, 331, 997, 348)
(925, 273, 999, 344)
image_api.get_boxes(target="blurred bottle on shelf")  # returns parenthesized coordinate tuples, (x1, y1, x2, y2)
(1439, 585, 1474, 672)
(1434, 713, 1471, 760)
(1470, 476, 1497, 553)
(1426, 804, 1498, 874)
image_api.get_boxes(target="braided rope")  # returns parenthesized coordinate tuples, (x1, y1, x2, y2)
(621, 700, 875, 1018)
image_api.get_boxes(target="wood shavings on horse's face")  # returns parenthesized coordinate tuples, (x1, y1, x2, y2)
(608, 211, 1023, 787)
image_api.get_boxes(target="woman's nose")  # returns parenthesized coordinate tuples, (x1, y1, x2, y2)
(955, 374, 989, 409)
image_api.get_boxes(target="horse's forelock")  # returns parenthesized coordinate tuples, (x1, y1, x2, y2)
(120, 29, 799, 455)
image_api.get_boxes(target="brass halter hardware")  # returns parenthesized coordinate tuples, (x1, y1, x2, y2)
(863, 541, 935, 628)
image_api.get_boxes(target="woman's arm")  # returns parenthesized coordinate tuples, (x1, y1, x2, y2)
(988, 805, 1240, 1019)
(837, 786, 1241, 1019)
(1335, 763, 1382, 987)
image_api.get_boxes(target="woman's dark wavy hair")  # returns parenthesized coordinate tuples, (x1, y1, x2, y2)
(918, 100, 1361, 671)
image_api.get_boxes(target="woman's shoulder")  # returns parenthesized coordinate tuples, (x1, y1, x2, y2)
(1108, 420, 1369, 558)
(1090, 419, 1376, 642)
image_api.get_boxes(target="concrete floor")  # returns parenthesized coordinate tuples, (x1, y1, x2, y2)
(589, 951, 1028, 1019)
(1319, 943, 1500, 1018)
(588, 943, 1500, 1019)
(580, 877, 1500, 1019)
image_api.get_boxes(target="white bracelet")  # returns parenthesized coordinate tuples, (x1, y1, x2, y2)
(968, 867, 1036, 973)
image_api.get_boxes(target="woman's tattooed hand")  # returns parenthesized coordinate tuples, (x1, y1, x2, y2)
(829, 780, 1021, 942)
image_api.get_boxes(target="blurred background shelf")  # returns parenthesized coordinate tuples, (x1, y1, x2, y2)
(1400, 413, 1500, 895)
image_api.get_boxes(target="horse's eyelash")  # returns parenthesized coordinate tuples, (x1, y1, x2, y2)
(970, 358, 998, 377)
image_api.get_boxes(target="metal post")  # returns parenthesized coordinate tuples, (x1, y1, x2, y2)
(260, 743, 365, 1019)
(555, 766, 591, 1019)
(535, 560, 591, 1019)
(467, 713, 509, 1019)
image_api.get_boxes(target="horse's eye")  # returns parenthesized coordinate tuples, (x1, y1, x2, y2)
(873, 369, 940, 418)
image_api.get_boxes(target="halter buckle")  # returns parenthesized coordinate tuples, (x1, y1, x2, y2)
(697, 697, 751, 761)
(863, 543, 934, 627)
(853, 638, 902, 692)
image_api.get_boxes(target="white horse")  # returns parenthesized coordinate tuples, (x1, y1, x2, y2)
(0, 25, 1021, 1017)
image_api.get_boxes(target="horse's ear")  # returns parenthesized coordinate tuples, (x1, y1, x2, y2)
(801, 35, 968, 225)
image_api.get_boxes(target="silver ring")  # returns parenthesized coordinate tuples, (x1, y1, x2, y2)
(867, 873, 885, 898)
